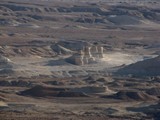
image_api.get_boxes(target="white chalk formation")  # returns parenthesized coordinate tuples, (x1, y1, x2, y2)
(92, 45, 104, 58)
(66, 44, 104, 65)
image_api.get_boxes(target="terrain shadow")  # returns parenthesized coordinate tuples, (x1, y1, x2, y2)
(126, 103, 160, 120)
(45, 59, 69, 66)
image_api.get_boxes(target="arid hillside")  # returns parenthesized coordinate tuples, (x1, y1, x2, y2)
(0, 0, 160, 120)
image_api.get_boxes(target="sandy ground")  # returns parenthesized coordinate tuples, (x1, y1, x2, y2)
(0, 0, 160, 119)
(9, 51, 157, 77)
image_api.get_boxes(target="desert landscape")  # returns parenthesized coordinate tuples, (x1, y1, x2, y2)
(0, 0, 160, 120)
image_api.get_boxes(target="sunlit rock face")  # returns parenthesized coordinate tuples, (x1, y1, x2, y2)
(91, 45, 104, 58)
(84, 46, 92, 58)
(83, 46, 95, 64)
(91, 46, 99, 58)
(66, 50, 84, 65)
(97, 46, 104, 58)
(74, 50, 85, 65)
(66, 44, 104, 65)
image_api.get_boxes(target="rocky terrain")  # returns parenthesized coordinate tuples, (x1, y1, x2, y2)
(0, 0, 160, 120)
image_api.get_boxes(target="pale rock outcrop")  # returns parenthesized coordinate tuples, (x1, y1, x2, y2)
(66, 50, 84, 65)
(83, 46, 95, 64)
(97, 45, 104, 58)
(91, 45, 99, 58)
(84, 46, 92, 58)
(91, 45, 104, 58)
(66, 44, 104, 65)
